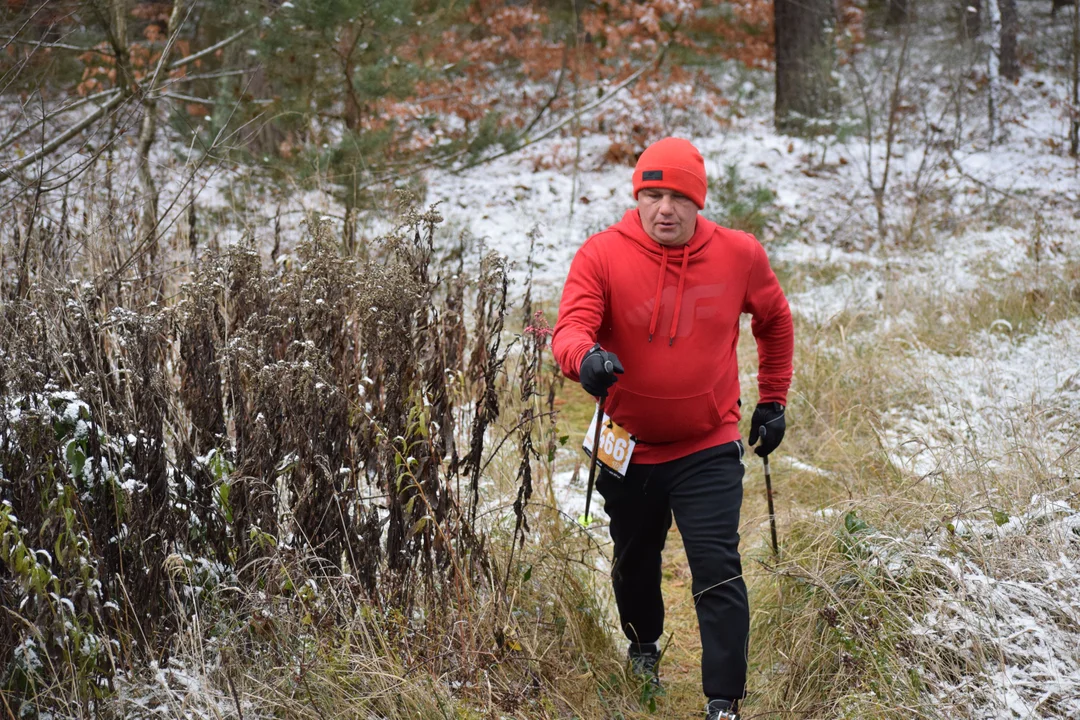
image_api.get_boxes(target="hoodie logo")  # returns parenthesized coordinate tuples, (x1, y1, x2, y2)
(630, 283, 730, 338)
(642, 170, 663, 181)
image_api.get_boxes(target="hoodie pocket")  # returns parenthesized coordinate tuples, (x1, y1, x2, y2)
(606, 385, 721, 445)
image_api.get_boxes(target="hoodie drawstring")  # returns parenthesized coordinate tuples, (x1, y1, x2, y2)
(668, 249, 689, 346)
(647, 245, 690, 346)
(647, 246, 668, 343)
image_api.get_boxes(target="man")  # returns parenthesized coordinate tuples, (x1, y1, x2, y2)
(551, 137, 793, 720)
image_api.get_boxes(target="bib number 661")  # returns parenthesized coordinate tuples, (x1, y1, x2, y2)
(583, 409, 636, 477)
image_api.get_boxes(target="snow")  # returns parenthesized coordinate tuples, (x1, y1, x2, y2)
(880, 317, 1080, 480)
(113, 658, 241, 720)
(4, 9, 1080, 716)
(420, 56, 1080, 717)
(911, 498, 1080, 718)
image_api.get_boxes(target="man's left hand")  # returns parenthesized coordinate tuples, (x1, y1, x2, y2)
(748, 402, 785, 457)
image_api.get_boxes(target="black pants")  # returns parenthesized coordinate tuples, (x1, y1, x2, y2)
(596, 441, 748, 701)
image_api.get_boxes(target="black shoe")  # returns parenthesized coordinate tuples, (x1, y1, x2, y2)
(705, 699, 740, 720)
(627, 643, 662, 690)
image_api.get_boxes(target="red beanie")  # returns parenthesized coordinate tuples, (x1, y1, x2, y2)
(632, 137, 707, 209)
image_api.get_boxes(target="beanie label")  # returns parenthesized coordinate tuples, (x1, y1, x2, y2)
(642, 170, 663, 181)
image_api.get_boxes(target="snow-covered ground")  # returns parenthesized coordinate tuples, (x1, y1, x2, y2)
(412, 42, 1080, 716)
(914, 495, 1080, 719)
(10, 9, 1080, 715)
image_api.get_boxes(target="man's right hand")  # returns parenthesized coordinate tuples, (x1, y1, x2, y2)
(579, 344, 624, 398)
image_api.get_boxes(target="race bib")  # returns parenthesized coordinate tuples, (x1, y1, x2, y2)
(582, 406, 636, 477)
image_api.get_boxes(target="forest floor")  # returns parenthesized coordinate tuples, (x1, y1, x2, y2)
(414, 51, 1080, 717)
(83, 18, 1080, 716)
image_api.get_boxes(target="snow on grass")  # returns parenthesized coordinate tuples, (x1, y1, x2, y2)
(880, 317, 1080, 480)
(112, 658, 242, 720)
(912, 497, 1080, 719)
(13, 22, 1073, 715)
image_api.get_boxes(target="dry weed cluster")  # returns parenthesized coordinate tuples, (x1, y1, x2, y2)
(0, 201, 632, 718)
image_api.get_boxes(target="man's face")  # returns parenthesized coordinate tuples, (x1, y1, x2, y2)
(637, 188, 699, 247)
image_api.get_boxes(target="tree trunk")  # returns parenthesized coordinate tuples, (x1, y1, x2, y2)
(136, 1, 183, 281)
(987, 0, 1002, 144)
(962, 0, 981, 40)
(1000, 0, 1019, 81)
(887, 0, 913, 25)
(774, 0, 836, 134)
(1072, 0, 1079, 155)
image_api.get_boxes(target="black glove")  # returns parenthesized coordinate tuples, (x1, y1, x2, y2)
(579, 344, 624, 398)
(748, 402, 785, 457)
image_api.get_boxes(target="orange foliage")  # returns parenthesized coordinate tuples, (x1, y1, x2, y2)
(58, 0, 806, 169)
(372, 0, 779, 166)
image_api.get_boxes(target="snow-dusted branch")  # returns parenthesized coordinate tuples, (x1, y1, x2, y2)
(168, 27, 249, 71)
(0, 91, 126, 183)
(0, 37, 112, 55)
(0, 87, 121, 152)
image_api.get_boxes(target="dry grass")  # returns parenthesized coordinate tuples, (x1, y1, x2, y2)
(4, 165, 1080, 720)
(0, 200, 641, 719)
(730, 226, 1080, 719)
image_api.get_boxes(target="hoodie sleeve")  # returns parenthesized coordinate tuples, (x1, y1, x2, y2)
(742, 240, 794, 406)
(552, 240, 607, 381)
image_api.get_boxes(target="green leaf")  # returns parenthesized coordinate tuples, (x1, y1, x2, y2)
(218, 482, 233, 523)
(409, 516, 429, 536)
(992, 508, 1010, 527)
(843, 511, 870, 536)
(522, 565, 532, 582)
(65, 440, 86, 479)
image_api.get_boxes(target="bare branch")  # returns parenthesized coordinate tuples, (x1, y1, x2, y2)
(520, 44, 568, 140)
(453, 46, 668, 174)
(0, 92, 127, 184)
(0, 3, 53, 54)
(145, 1, 194, 92)
(0, 37, 112, 55)
(0, 88, 122, 152)
(160, 91, 215, 105)
(347, 46, 669, 196)
(164, 68, 253, 83)
(169, 27, 250, 71)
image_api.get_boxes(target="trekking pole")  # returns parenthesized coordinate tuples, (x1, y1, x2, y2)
(579, 354, 614, 528)
(763, 455, 779, 555)
(579, 393, 606, 528)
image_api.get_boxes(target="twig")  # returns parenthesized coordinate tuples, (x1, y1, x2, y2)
(520, 44, 569, 139)
(452, 46, 669, 175)
(163, 68, 253, 83)
(159, 91, 216, 105)
(946, 149, 1029, 207)
(0, 36, 111, 55)
(350, 45, 668, 195)
(0, 92, 126, 183)
(223, 651, 245, 720)
(168, 27, 250, 71)
(477, 410, 557, 478)
(0, 88, 122, 152)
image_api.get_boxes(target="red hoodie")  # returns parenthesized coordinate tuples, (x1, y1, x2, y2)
(552, 209, 794, 464)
